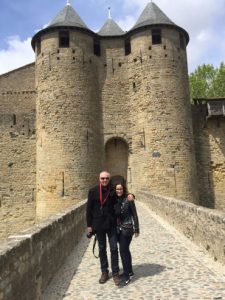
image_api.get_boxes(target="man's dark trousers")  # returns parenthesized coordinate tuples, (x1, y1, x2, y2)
(96, 227, 119, 275)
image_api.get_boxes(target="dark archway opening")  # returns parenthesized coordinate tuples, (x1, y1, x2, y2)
(110, 175, 126, 187)
(105, 138, 129, 186)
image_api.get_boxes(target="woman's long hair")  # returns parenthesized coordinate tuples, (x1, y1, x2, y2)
(114, 182, 127, 198)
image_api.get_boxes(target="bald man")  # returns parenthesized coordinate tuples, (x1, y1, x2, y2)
(86, 171, 121, 286)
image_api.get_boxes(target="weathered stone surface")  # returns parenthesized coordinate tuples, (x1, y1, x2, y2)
(139, 190, 225, 265)
(0, 64, 36, 239)
(35, 30, 103, 220)
(192, 105, 225, 210)
(43, 201, 225, 300)
(0, 201, 86, 300)
(0, 4, 225, 241)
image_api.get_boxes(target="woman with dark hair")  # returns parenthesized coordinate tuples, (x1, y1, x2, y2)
(114, 183, 139, 285)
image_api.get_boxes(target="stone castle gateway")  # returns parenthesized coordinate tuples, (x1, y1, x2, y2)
(0, 1, 225, 239)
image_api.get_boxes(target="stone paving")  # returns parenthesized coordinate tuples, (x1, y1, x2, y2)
(43, 202, 225, 300)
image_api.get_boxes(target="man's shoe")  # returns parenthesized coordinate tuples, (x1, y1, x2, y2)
(113, 273, 121, 286)
(99, 272, 109, 284)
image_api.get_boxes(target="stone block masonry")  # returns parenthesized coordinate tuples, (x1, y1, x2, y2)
(0, 200, 86, 300)
(192, 105, 225, 210)
(0, 64, 36, 239)
(139, 190, 225, 265)
(1, 1, 225, 243)
(0, 63, 35, 91)
(35, 30, 103, 220)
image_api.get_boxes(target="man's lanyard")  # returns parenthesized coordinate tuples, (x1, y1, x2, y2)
(99, 183, 110, 207)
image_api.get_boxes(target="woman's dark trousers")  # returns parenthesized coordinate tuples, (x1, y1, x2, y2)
(96, 227, 119, 275)
(119, 233, 133, 278)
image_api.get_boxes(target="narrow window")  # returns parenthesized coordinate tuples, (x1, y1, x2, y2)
(13, 114, 16, 125)
(59, 31, 70, 48)
(152, 29, 161, 45)
(36, 39, 41, 56)
(125, 38, 131, 55)
(93, 38, 101, 56)
(179, 33, 185, 50)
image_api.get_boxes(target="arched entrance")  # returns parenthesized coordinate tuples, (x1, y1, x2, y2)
(104, 138, 129, 186)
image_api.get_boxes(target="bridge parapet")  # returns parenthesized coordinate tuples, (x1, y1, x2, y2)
(0, 200, 86, 300)
(138, 190, 225, 265)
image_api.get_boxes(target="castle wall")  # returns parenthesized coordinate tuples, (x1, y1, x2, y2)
(128, 27, 198, 202)
(0, 201, 86, 300)
(98, 38, 133, 187)
(192, 105, 225, 210)
(1, 10, 224, 240)
(35, 30, 103, 220)
(0, 77, 36, 239)
(0, 63, 35, 91)
(139, 190, 225, 266)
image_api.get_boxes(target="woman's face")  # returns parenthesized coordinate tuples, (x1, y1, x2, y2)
(116, 184, 124, 197)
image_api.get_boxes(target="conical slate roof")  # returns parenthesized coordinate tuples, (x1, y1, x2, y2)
(48, 3, 88, 29)
(98, 18, 124, 36)
(132, 2, 175, 31)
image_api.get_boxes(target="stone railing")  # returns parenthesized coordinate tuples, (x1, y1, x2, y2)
(138, 190, 225, 265)
(0, 200, 86, 300)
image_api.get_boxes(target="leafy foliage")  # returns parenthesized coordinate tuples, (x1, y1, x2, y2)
(189, 63, 225, 99)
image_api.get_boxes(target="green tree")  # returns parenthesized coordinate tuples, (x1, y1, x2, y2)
(189, 64, 216, 99)
(213, 62, 225, 97)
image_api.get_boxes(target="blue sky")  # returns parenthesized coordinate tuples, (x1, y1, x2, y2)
(0, 0, 224, 75)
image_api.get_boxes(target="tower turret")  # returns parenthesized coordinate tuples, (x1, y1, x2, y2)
(32, 1, 103, 220)
(127, 2, 198, 202)
(98, 7, 124, 36)
(96, 9, 132, 184)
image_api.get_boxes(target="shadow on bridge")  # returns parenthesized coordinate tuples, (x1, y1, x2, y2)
(43, 201, 225, 300)
(132, 263, 166, 280)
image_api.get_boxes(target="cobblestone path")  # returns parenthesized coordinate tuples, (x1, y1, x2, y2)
(43, 202, 225, 300)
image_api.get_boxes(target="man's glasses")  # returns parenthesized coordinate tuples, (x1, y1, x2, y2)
(100, 177, 109, 180)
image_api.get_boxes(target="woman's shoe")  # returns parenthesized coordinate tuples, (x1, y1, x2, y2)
(129, 271, 134, 278)
(120, 272, 134, 278)
(124, 277, 131, 285)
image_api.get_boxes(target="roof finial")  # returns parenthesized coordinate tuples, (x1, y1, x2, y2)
(67, 0, 71, 6)
(108, 7, 112, 19)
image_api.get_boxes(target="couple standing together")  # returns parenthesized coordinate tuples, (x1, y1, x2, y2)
(86, 171, 139, 286)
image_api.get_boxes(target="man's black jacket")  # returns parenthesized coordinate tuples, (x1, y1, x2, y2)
(86, 185, 117, 232)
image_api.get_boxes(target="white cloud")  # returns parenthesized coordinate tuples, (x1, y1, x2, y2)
(0, 0, 224, 75)
(188, 27, 224, 72)
(117, 15, 136, 31)
(117, 0, 225, 72)
(0, 36, 34, 75)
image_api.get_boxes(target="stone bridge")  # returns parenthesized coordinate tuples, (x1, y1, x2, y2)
(1, 191, 225, 300)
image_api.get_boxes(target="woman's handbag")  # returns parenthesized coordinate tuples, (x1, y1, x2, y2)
(120, 222, 134, 236)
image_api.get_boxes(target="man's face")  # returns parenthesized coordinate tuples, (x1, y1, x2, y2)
(99, 172, 110, 187)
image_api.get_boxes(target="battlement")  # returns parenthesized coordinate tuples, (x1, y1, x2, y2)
(0, 91, 36, 95)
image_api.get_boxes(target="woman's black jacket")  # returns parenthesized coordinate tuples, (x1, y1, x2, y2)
(115, 197, 139, 234)
(86, 185, 117, 232)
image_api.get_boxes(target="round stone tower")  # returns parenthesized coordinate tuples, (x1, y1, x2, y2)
(32, 1, 103, 220)
(127, 2, 199, 202)
(97, 9, 133, 185)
